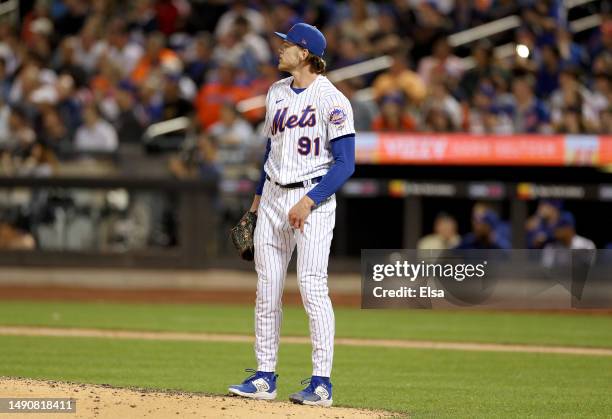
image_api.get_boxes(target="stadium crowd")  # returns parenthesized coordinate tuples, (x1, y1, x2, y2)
(0, 0, 610, 178)
(0, 0, 610, 251)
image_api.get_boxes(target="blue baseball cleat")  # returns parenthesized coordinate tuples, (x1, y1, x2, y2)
(288, 376, 333, 407)
(228, 369, 278, 400)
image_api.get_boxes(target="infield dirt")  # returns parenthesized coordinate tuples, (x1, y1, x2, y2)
(0, 378, 394, 418)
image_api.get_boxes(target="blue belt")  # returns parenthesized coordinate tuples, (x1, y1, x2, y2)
(266, 175, 323, 189)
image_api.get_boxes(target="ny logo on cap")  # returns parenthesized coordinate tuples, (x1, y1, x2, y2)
(301, 38, 307, 45)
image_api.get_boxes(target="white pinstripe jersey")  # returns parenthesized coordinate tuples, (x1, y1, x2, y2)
(262, 75, 355, 185)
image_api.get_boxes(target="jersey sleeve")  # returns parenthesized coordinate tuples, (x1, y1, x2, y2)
(322, 93, 355, 141)
(260, 88, 273, 138)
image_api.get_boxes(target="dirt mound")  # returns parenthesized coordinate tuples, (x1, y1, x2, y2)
(0, 378, 394, 418)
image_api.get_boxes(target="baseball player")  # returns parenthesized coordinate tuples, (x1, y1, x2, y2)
(228, 23, 355, 407)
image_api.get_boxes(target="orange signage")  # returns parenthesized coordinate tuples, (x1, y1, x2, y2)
(355, 134, 612, 166)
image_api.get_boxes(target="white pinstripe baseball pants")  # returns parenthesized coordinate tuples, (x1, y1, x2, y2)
(254, 180, 336, 377)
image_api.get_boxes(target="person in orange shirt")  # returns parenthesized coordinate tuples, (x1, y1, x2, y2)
(194, 62, 252, 129)
(371, 93, 416, 132)
(131, 32, 179, 85)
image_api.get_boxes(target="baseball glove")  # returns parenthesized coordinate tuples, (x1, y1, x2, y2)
(230, 211, 257, 261)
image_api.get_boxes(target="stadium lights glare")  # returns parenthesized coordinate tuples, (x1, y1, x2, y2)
(516, 44, 530, 58)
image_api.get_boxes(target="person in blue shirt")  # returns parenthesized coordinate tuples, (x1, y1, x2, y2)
(526, 199, 562, 249)
(456, 210, 511, 250)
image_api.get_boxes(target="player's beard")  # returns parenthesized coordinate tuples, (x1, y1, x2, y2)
(278, 57, 291, 72)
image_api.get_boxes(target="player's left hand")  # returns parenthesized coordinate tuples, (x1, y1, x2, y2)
(288, 195, 315, 233)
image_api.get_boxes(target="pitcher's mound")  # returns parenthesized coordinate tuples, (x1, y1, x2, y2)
(0, 378, 394, 418)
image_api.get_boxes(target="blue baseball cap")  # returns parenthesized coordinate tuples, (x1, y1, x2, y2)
(275, 23, 326, 58)
(554, 211, 575, 229)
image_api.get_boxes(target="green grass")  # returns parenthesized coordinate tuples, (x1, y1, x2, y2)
(0, 334, 610, 418)
(0, 300, 611, 348)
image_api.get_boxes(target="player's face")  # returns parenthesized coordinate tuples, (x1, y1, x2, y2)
(278, 40, 306, 72)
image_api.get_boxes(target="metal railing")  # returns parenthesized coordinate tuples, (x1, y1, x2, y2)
(0, 0, 18, 24)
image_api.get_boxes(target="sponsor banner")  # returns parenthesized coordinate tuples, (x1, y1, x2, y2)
(599, 184, 612, 201)
(388, 181, 456, 197)
(516, 183, 586, 200)
(354, 133, 612, 166)
(341, 179, 381, 197)
(361, 249, 612, 309)
(468, 182, 506, 199)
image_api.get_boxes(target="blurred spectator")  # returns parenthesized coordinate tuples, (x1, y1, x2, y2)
(208, 103, 255, 168)
(422, 80, 462, 130)
(211, 24, 259, 80)
(0, 58, 10, 101)
(409, 3, 452, 62)
(0, 97, 9, 145)
(372, 52, 426, 105)
(73, 18, 106, 76)
(526, 199, 562, 249)
(522, 0, 564, 47)
(333, 36, 368, 70)
(155, 0, 180, 36)
(600, 107, 612, 134)
(550, 69, 598, 133)
(468, 83, 513, 134)
(54, 74, 82, 136)
(184, 33, 214, 86)
(114, 83, 143, 144)
(418, 213, 460, 250)
(9, 62, 56, 111)
(131, 32, 178, 85)
(214, 1, 265, 38)
(135, 77, 163, 125)
(422, 107, 455, 132)
(4, 106, 36, 152)
(371, 94, 416, 132)
(367, 10, 402, 57)
(161, 75, 193, 120)
(556, 27, 587, 69)
(232, 15, 271, 67)
(542, 211, 596, 269)
(589, 73, 611, 122)
(509, 74, 551, 133)
(40, 108, 72, 159)
(555, 105, 588, 134)
(535, 44, 560, 99)
(1, 104, 57, 177)
(472, 201, 511, 243)
(458, 40, 509, 101)
(456, 210, 511, 250)
(194, 62, 251, 129)
(0, 221, 35, 250)
(337, 0, 379, 50)
(127, 0, 158, 35)
(336, 79, 377, 132)
(74, 104, 118, 152)
(104, 19, 144, 78)
(53, 0, 88, 37)
(91, 57, 120, 98)
(52, 37, 88, 88)
(418, 37, 465, 86)
(169, 134, 221, 182)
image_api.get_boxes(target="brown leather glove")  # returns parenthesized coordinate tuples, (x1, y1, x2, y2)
(230, 211, 257, 261)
